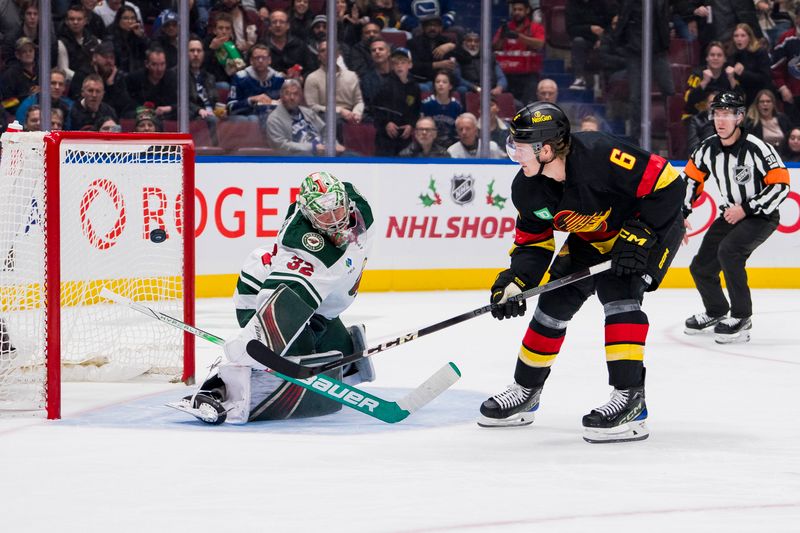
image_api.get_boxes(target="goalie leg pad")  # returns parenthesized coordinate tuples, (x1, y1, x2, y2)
(224, 284, 316, 368)
(219, 363, 253, 424)
(343, 324, 376, 385)
(248, 351, 345, 421)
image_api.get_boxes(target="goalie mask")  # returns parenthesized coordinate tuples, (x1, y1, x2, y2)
(298, 172, 360, 248)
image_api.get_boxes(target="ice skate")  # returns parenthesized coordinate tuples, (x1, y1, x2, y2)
(478, 382, 541, 427)
(166, 392, 227, 425)
(684, 312, 726, 335)
(582, 386, 649, 443)
(714, 317, 752, 344)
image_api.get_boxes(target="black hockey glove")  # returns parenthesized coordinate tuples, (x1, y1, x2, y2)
(611, 220, 656, 277)
(490, 269, 527, 320)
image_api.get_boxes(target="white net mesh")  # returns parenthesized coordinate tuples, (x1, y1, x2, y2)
(0, 132, 192, 416)
(0, 132, 47, 412)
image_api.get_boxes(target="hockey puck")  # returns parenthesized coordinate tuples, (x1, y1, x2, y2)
(150, 228, 167, 243)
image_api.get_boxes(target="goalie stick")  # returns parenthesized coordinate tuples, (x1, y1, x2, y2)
(100, 288, 461, 423)
(246, 261, 613, 379)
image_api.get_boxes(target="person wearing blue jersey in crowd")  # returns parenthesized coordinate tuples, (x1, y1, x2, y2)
(227, 43, 285, 121)
(421, 69, 462, 147)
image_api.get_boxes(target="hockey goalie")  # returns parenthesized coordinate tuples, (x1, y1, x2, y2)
(175, 171, 376, 424)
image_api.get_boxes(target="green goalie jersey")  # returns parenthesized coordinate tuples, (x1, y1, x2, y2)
(233, 182, 375, 327)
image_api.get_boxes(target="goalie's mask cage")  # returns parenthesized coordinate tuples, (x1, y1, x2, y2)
(0, 131, 196, 419)
(297, 171, 355, 248)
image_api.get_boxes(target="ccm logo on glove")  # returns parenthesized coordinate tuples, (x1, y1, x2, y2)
(610, 220, 656, 277)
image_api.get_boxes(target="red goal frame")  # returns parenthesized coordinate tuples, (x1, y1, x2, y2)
(42, 132, 196, 419)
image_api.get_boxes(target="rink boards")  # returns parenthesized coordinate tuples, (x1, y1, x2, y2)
(193, 157, 800, 296)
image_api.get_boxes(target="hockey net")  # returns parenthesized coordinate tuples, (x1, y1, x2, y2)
(0, 131, 195, 419)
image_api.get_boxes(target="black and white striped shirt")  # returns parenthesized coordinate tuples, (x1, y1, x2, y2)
(683, 132, 790, 217)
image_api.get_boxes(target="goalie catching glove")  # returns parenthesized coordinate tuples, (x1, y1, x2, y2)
(610, 220, 656, 277)
(490, 269, 527, 320)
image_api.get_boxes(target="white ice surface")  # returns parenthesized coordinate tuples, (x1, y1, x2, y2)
(1, 289, 799, 532)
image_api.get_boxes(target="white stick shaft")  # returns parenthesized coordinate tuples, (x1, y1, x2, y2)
(99, 288, 224, 346)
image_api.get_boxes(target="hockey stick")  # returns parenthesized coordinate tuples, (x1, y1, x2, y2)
(246, 261, 613, 379)
(100, 288, 461, 423)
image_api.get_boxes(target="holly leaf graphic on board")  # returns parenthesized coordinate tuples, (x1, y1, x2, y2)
(419, 176, 442, 207)
(486, 179, 507, 210)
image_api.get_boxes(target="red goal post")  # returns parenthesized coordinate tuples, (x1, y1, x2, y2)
(0, 131, 195, 419)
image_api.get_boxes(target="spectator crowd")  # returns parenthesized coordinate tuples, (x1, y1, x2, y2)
(1, 0, 800, 161)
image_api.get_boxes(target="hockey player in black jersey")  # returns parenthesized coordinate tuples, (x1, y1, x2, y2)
(480, 101, 686, 443)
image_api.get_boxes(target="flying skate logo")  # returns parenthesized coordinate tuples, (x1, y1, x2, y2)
(298, 375, 380, 411)
(553, 209, 611, 232)
(451, 174, 475, 205)
(734, 165, 753, 184)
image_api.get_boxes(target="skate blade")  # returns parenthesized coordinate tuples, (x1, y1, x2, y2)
(166, 400, 225, 425)
(684, 326, 715, 336)
(583, 420, 649, 443)
(714, 331, 751, 344)
(477, 411, 535, 428)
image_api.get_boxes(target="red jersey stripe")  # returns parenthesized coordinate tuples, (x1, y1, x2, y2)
(636, 154, 668, 198)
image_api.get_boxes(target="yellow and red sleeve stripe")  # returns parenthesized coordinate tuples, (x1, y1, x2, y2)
(636, 155, 681, 197)
(514, 227, 554, 246)
(510, 227, 555, 254)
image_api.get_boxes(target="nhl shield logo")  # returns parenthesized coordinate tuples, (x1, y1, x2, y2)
(733, 165, 753, 184)
(450, 174, 475, 205)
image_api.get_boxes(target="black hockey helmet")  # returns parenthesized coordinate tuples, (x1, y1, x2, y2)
(509, 101, 571, 152)
(709, 90, 745, 113)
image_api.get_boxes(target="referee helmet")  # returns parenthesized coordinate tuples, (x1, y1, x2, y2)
(709, 91, 745, 114)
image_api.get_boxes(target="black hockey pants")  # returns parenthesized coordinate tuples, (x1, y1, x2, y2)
(689, 212, 779, 319)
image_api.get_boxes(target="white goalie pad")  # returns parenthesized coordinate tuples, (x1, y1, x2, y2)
(219, 364, 252, 424)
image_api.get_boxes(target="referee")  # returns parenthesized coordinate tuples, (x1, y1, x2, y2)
(682, 91, 790, 344)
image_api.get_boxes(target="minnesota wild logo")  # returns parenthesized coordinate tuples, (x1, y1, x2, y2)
(419, 176, 442, 207)
(485, 179, 507, 210)
(301, 232, 324, 251)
